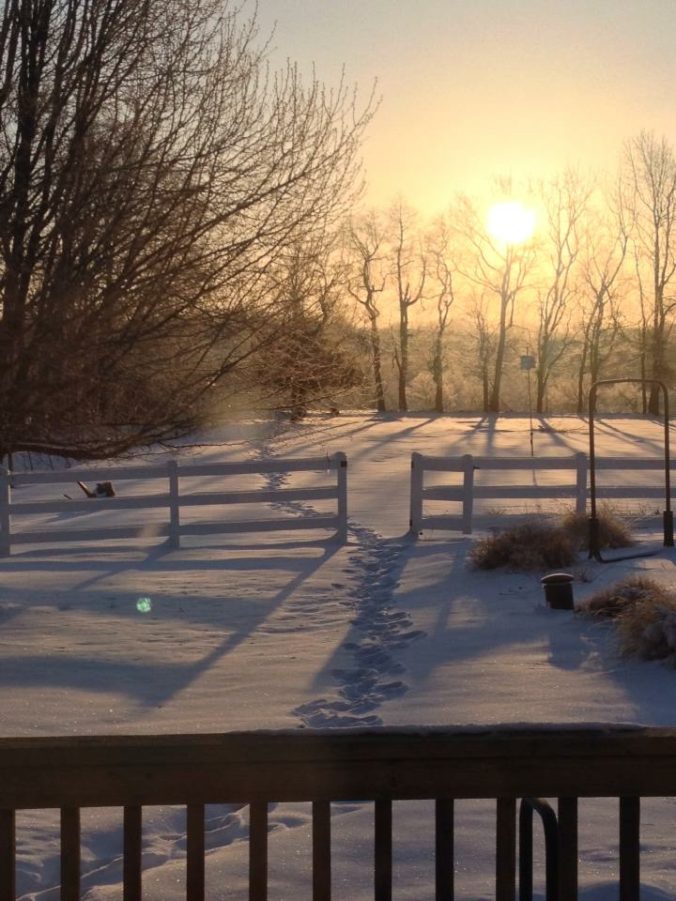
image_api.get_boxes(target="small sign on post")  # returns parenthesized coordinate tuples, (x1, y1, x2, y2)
(520, 354, 536, 371)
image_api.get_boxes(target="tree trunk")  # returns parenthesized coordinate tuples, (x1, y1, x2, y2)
(398, 304, 408, 411)
(433, 349, 443, 413)
(369, 315, 386, 412)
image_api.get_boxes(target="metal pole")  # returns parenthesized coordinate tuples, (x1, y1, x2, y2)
(589, 378, 673, 558)
(588, 382, 600, 560)
(527, 367, 534, 458)
(663, 387, 673, 546)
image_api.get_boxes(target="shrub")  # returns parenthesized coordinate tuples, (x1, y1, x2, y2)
(577, 575, 669, 618)
(468, 522, 576, 571)
(561, 506, 634, 551)
(578, 575, 676, 663)
(469, 508, 635, 572)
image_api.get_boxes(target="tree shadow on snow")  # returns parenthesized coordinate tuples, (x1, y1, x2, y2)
(0, 540, 342, 708)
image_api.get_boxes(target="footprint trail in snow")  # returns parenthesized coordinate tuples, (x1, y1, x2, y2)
(251, 432, 425, 729)
(294, 523, 424, 728)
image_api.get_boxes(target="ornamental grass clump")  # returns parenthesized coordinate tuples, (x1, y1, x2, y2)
(469, 522, 576, 571)
(469, 507, 635, 572)
(578, 575, 676, 664)
(561, 506, 634, 551)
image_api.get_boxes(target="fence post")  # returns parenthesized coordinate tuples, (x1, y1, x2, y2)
(575, 453, 587, 516)
(167, 460, 180, 550)
(335, 453, 348, 542)
(462, 454, 475, 534)
(0, 467, 10, 556)
(410, 453, 424, 535)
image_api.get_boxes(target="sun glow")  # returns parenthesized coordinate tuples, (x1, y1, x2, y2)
(486, 201, 536, 245)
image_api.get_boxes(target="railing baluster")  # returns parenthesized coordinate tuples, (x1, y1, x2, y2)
(186, 803, 205, 901)
(123, 805, 142, 901)
(249, 801, 268, 901)
(0, 809, 15, 901)
(435, 799, 454, 900)
(312, 801, 331, 900)
(60, 807, 80, 901)
(374, 799, 392, 901)
(557, 797, 578, 899)
(496, 798, 516, 901)
(619, 796, 640, 901)
(518, 801, 533, 900)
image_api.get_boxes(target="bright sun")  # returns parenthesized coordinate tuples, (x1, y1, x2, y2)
(486, 201, 536, 245)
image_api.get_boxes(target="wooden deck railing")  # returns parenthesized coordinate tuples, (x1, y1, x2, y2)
(1, 725, 675, 899)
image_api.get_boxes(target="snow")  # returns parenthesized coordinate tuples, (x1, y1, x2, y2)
(4, 413, 676, 898)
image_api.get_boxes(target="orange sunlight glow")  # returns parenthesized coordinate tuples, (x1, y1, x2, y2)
(486, 201, 536, 245)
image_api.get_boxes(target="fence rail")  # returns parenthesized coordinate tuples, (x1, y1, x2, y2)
(0, 724, 673, 899)
(0, 453, 348, 555)
(410, 452, 672, 535)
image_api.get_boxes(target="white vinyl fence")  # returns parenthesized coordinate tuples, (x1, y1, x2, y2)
(0, 454, 348, 555)
(409, 452, 672, 535)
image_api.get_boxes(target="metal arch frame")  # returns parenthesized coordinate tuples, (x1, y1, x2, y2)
(588, 378, 674, 562)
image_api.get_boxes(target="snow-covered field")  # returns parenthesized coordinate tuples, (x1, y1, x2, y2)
(4, 413, 676, 899)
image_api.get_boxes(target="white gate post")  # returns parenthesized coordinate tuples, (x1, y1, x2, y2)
(410, 453, 424, 535)
(0, 467, 10, 556)
(167, 460, 180, 549)
(575, 452, 588, 515)
(462, 454, 475, 534)
(334, 453, 348, 542)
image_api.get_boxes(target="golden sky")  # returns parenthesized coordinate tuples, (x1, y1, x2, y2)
(257, 1, 676, 214)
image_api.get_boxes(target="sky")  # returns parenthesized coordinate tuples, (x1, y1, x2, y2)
(256, 0, 676, 214)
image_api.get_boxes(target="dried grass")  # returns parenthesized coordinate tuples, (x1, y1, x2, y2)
(469, 507, 635, 572)
(578, 575, 676, 663)
(469, 522, 576, 571)
(561, 506, 634, 551)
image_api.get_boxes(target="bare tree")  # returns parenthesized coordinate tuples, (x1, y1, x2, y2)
(346, 211, 388, 411)
(0, 0, 374, 459)
(253, 234, 360, 416)
(425, 217, 455, 412)
(469, 295, 497, 412)
(576, 188, 630, 413)
(388, 200, 426, 411)
(533, 170, 591, 413)
(624, 131, 676, 413)
(452, 193, 535, 412)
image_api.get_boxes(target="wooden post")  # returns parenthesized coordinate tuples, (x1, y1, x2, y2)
(575, 453, 587, 516)
(186, 803, 205, 901)
(410, 453, 424, 535)
(167, 460, 180, 550)
(461, 454, 475, 535)
(312, 800, 331, 900)
(335, 453, 348, 543)
(60, 807, 80, 901)
(0, 467, 10, 557)
(619, 796, 640, 901)
(0, 810, 15, 901)
(558, 797, 578, 899)
(123, 806, 142, 901)
(495, 797, 516, 901)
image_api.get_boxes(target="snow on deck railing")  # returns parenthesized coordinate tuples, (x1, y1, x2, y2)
(0, 454, 348, 555)
(410, 452, 672, 535)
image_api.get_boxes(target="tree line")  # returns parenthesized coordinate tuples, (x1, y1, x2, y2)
(336, 141, 676, 420)
(1, 0, 675, 463)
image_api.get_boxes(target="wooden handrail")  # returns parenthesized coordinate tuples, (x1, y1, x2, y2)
(1, 726, 675, 899)
(2, 725, 676, 806)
